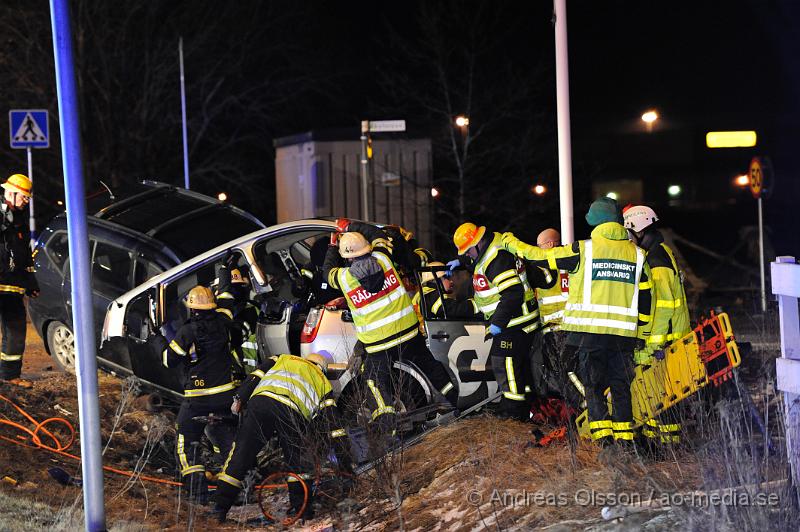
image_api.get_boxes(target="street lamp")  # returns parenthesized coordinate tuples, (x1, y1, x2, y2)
(431, 187, 440, 198)
(455, 115, 469, 128)
(667, 185, 682, 197)
(532, 184, 546, 195)
(217, 192, 227, 201)
(734, 174, 750, 187)
(641, 110, 658, 132)
(606, 192, 618, 200)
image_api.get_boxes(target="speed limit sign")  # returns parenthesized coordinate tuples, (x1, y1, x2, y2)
(749, 157, 763, 199)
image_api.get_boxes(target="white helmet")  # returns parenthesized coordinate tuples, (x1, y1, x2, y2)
(623, 205, 658, 232)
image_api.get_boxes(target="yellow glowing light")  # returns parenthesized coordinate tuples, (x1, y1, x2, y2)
(431, 187, 440, 198)
(706, 131, 757, 148)
(735, 174, 750, 186)
(641, 110, 658, 123)
(56, 200, 64, 206)
(455, 116, 469, 128)
(217, 192, 228, 201)
(606, 192, 618, 200)
(532, 184, 546, 195)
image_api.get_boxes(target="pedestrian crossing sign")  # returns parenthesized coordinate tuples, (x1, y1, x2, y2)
(9, 109, 49, 149)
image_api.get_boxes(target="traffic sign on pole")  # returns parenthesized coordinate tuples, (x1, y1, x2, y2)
(9, 110, 49, 149)
(369, 120, 406, 133)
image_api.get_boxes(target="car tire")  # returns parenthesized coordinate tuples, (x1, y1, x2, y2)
(47, 321, 76, 373)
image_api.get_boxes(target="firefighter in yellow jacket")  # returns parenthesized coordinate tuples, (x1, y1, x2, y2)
(322, 220, 457, 433)
(623, 205, 690, 444)
(502, 197, 653, 446)
(212, 354, 350, 522)
(449, 222, 546, 420)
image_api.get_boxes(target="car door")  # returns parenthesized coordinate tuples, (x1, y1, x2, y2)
(415, 267, 497, 410)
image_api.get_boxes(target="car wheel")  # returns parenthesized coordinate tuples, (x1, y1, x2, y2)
(47, 321, 76, 373)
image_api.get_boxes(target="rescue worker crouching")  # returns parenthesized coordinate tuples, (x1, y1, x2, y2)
(0, 174, 39, 383)
(212, 353, 352, 523)
(148, 286, 242, 503)
(322, 220, 458, 438)
(449, 222, 544, 421)
(502, 197, 653, 447)
(623, 204, 690, 446)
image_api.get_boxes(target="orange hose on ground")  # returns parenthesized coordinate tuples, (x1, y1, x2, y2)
(0, 393, 181, 487)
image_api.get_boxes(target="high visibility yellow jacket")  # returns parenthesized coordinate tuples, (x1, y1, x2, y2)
(536, 269, 569, 331)
(634, 231, 690, 363)
(248, 354, 335, 420)
(503, 222, 652, 338)
(472, 232, 539, 333)
(325, 224, 420, 353)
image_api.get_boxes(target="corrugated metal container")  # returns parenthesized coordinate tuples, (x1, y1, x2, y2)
(274, 130, 433, 248)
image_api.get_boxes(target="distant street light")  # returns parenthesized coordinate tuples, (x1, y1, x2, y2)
(217, 192, 227, 201)
(606, 192, 618, 200)
(667, 185, 682, 197)
(735, 174, 750, 186)
(641, 110, 658, 132)
(431, 187, 440, 198)
(455, 115, 469, 128)
(532, 184, 547, 195)
(706, 131, 757, 148)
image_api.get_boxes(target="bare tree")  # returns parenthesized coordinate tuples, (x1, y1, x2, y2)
(0, 0, 329, 223)
(374, 1, 557, 249)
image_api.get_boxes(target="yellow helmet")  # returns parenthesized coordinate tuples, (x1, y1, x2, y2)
(230, 268, 248, 285)
(305, 353, 328, 373)
(453, 222, 485, 255)
(2, 174, 32, 197)
(185, 286, 217, 310)
(420, 261, 446, 285)
(339, 232, 371, 259)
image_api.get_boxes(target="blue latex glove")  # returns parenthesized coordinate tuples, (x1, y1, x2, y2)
(488, 324, 502, 336)
(445, 258, 461, 277)
(653, 349, 666, 361)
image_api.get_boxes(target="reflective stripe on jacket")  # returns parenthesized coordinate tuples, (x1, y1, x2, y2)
(251, 355, 334, 419)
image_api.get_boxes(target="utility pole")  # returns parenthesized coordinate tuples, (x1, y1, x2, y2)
(49, 1, 106, 530)
(553, 0, 575, 244)
(360, 120, 371, 221)
(179, 37, 190, 190)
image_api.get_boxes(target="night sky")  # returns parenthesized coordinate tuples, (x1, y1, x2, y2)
(1, 1, 797, 259)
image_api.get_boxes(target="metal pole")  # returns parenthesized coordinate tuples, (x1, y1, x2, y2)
(553, 0, 575, 244)
(758, 196, 766, 312)
(179, 37, 190, 190)
(360, 120, 370, 221)
(49, 1, 106, 530)
(26, 147, 36, 248)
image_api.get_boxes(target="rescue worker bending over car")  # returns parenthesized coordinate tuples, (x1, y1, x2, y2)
(323, 220, 458, 436)
(212, 353, 351, 522)
(148, 286, 242, 503)
(502, 197, 653, 447)
(449, 222, 550, 420)
(216, 256, 260, 373)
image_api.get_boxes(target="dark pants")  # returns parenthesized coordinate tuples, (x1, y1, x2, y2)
(490, 326, 534, 418)
(176, 393, 236, 499)
(362, 334, 457, 430)
(577, 342, 635, 443)
(0, 294, 27, 379)
(216, 396, 310, 511)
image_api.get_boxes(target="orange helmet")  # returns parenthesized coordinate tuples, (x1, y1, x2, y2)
(2, 174, 32, 197)
(453, 222, 485, 255)
(230, 268, 249, 285)
(185, 286, 217, 310)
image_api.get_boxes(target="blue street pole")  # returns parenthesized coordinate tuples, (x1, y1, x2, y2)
(179, 37, 190, 189)
(49, 1, 106, 530)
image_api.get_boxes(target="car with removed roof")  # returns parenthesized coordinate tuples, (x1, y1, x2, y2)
(28, 181, 265, 373)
